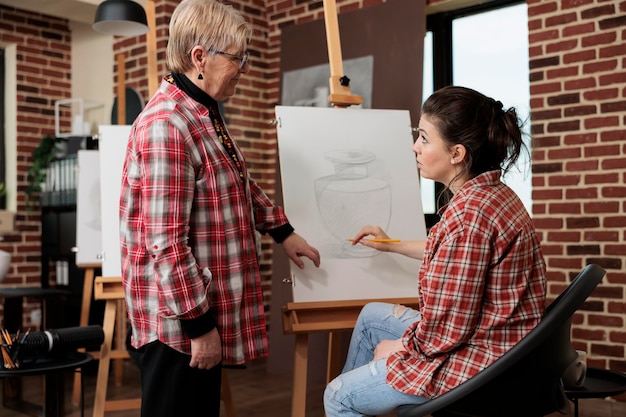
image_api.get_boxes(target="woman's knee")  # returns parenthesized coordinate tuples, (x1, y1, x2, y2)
(324, 376, 343, 414)
(359, 302, 392, 321)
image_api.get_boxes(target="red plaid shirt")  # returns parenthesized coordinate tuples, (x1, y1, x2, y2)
(119, 79, 288, 364)
(386, 171, 547, 398)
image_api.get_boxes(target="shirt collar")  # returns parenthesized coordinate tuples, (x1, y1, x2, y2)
(437, 170, 502, 215)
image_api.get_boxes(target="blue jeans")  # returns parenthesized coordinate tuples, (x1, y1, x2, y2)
(324, 302, 430, 417)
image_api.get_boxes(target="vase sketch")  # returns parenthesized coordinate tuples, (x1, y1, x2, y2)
(314, 150, 391, 257)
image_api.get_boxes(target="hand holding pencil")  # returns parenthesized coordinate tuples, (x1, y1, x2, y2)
(349, 225, 399, 253)
(349, 225, 426, 260)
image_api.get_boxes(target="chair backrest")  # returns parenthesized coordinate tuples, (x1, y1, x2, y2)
(397, 263, 606, 417)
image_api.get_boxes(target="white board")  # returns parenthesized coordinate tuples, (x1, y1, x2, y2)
(275, 106, 427, 302)
(98, 125, 131, 277)
(75, 150, 102, 266)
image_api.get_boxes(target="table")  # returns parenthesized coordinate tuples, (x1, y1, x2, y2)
(564, 367, 626, 417)
(0, 351, 92, 417)
(0, 287, 71, 409)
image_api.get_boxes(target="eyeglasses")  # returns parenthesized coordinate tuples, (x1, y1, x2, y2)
(208, 48, 250, 70)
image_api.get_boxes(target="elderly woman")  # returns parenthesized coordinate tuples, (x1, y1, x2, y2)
(119, 1, 320, 415)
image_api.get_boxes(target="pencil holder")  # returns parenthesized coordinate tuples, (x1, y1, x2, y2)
(0, 330, 28, 369)
(1, 325, 105, 369)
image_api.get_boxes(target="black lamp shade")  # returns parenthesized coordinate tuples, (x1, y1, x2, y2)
(93, 0, 149, 36)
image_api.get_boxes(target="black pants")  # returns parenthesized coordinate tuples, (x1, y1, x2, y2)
(130, 338, 222, 417)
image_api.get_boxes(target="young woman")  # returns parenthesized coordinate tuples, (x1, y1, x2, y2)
(324, 86, 547, 417)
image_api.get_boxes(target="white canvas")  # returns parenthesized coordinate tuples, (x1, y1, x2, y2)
(75, 150, 102, 266)
(275, 106, 427, 302)
(98, 125, 131, 278)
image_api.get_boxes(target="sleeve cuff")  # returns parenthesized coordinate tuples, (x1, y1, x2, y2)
(267, 223, 295, 244)
(180, 311, 217, 339)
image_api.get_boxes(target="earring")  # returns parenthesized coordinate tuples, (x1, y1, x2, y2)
(198, 72, 204, 80)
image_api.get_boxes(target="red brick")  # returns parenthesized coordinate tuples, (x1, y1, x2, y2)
(582, 31, 617, 47)
(564, 76, 597, 90)
(590, 343, 625, 358)
(565, 187, 598, 200)
(599, 71, 626, 85)
(583, 59, 619, 74)
(583, 201, 619, 213)
(563, 49, 597, 64)
(527, 1, 559, 17)
(584, 115, 619, 129)
(585, 172, 619, 184)
(563, 132, 597, 145)
(604, 216, 626, 227)
(547, 231, 582, 242)
(548, 174, 581, 186)
(585, 144, 621, 157)
(565, 160, 599, 172)
(601, 129, 626, 141)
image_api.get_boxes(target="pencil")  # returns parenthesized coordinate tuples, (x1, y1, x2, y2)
(347, 238, 401, 243)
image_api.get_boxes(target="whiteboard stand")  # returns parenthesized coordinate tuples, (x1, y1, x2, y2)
(282, 297, 419, 417)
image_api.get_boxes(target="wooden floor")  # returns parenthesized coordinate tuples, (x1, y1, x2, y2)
(1, 358, 625, 417)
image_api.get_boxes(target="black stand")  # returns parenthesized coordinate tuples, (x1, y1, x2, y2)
(564, 367, 626, 417)
(0, 351, 92, 417)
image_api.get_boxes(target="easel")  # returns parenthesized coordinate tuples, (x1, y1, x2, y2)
(71, 264, 130, 407)
(282, 298, 419, 417)
(322, 0, 362, 108)
(71, 264, 100, 405)
(280, 2, 418, 416)
(91, 277, 141, 417)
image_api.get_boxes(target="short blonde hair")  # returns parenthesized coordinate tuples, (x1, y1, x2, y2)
(166, 0, 253, 73)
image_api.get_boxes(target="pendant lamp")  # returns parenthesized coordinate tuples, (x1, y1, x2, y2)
(93, 0, 149, 36)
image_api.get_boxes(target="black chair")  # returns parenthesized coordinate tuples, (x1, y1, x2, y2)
(397, 263, 606, 417)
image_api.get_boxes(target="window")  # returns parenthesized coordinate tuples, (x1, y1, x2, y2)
(421, 0, 531, 226)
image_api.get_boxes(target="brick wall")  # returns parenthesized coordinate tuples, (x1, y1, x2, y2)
(0, 6, 72, 327)
(528, 0, 626, 373)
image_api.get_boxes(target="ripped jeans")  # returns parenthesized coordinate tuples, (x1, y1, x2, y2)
(324, 302, 430, 417)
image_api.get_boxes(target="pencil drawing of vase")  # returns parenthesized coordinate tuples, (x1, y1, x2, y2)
(314, 150, 391, 257)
